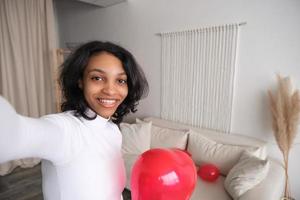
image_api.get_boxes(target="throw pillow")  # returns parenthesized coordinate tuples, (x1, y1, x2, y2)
(224, 151, 270, 200)
(150, 125, 189, 149)
(136, 118, 189, 150)
(187, 130, 259, 175)
(120, 120, 152, 155)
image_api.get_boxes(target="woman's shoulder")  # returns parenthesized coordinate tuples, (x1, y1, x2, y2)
(107, 120, 121, 134)
(41, 111, 83, 127)
(43, 110, 79, 118)
(41, 111, 85, 164)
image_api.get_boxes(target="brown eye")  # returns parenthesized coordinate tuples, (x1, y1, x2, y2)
(91, 76, 103, 81)
(118, 79, 127, 84)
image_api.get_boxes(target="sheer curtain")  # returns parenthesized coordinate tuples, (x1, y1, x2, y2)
(0, 0, 58, 175)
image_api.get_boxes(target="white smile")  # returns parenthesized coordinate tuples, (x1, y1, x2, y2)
(97, 98, 118, 108)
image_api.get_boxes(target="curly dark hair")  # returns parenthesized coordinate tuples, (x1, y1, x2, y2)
(59, 41, 148, 124)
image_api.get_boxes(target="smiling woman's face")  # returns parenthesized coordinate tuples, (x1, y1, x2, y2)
(79, 52, 128, 119)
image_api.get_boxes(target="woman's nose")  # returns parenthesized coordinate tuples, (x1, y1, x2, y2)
(102, 82, 116, 95)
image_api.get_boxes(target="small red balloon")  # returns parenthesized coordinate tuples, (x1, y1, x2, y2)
(131, 148, 197, 200)
(197, 164, 220, 182)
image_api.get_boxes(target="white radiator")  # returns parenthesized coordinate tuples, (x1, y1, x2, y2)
(160, 24, 240, 133)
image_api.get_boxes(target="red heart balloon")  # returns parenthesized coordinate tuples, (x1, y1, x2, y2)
(131, 148, 197, 200)
(197, 164, 220, 182)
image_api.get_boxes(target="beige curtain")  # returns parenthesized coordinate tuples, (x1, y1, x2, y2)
(0, 0, 58, 175)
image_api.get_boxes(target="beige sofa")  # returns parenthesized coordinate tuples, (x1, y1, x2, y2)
(121, 117, 285, 200)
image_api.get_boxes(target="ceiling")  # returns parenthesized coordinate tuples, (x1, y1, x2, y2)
(75, 0, 126, 7)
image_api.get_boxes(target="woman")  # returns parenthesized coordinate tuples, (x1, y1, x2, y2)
(0, 41, 148, 200)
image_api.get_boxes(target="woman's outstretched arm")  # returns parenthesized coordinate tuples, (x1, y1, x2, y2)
(0, 96, 74, 165)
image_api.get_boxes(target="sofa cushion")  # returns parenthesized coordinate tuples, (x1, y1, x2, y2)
(239, 158, 285, 200)
(138, 118, 189, 149)
(187, 130, 260, 175)
(120, 121, 152, 154)
(143, 117, 267, 159)
(224, 151, 270, 200)
(190, 175, 232, 200)
(150, 125, 188, 149)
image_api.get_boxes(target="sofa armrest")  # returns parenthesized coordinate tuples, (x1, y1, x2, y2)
(239, 158, 285, 200)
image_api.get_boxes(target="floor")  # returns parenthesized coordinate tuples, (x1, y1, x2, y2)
(0, 164, 131, 200)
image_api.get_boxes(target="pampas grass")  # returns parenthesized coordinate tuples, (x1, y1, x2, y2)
(268, 75, 300, 198)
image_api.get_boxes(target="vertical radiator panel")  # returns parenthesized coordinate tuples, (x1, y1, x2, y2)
(160, 24, 239, 133)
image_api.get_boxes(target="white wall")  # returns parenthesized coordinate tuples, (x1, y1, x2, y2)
(54, 0, 300, 198)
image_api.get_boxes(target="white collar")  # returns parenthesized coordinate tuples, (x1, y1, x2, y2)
(82, 108, 111, 127)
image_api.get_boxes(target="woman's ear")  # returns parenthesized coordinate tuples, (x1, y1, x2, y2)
(78, 80, 83, 89)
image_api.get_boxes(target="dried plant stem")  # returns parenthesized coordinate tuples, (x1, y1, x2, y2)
(268, 75, 300, 199)
(283, 152, 290, 197)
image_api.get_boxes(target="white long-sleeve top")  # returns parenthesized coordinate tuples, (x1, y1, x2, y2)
(0, 96, 126, 200)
